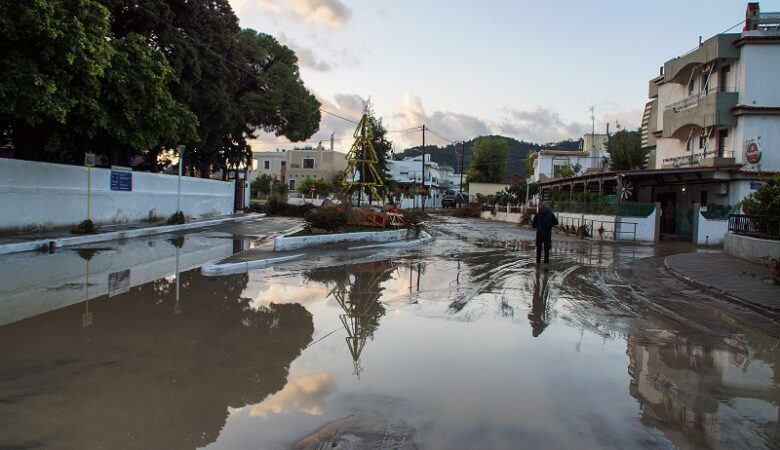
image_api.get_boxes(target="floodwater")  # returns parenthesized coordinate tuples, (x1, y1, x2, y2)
(0, 216, 778, 449)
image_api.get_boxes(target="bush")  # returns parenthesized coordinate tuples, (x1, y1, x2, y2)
(702, 204, 733, 220)
(451, 204, 482, 218)
(738, 176, 780, 216)
(304, 207, 348, 233)
(71, 219, 98, 235)
(266, 199, 315, 217)
(166, 211, 185, 225)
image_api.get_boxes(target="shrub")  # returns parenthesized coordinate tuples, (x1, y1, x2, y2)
(166, 211, 185, 225)
(304, 207, 348, 232)
(738, 176, 780, 216)
(71, 219, 98, 234)
(451, 204, 482, 218)
(266, 199, 315, 217)
(702, 204, 733, 220)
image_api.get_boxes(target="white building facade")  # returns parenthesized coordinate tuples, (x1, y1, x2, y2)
(388, 155, 458, 209)
(641, 3, 780, 209)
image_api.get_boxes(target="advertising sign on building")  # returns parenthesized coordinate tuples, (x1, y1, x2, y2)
(745, 141, 762, 165)
(110, 166, 132, 191)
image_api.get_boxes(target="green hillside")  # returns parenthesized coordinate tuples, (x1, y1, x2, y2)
(396, 135, 580, 178)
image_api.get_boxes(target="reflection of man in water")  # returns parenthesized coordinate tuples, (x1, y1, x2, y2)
(532, 201, 558, 267)
(528, 269, 550, 337)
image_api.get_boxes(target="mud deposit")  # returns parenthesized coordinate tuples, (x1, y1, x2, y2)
(0, 216, 778, 449)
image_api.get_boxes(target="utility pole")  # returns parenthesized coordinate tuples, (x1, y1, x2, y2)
(176, 145, 185, 215)
(421, 124, 426, 212)
(459, 141, 465, 200)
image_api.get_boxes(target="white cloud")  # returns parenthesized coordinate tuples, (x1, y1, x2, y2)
(248, 372, 336, 418)
(277, 32, 331, 71)
(393, 93, 491, 147)
(495, 106, 586, 144)
(290, 0, 352, 28)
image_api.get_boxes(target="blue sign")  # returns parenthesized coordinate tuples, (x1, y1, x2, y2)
(750, 181, 762, 190)
(110, 169, 132, 191)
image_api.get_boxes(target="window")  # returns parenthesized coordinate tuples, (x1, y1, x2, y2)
(699, 134, 706, 149)
(701, 71, 710, 93)
(281, 161, 287, 167)
(688, 77, 695, 95)
(719, 65, 730, 92)
(289, 179, 295, 190)
(303, 158, 315, 169)
(718, 129, 729, 157)
(686, 135, 694, 152)
(263, 160, 270, 170)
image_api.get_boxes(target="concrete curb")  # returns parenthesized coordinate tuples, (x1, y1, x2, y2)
(0, 214, 265, 256)
(663, 257, 779, 319)
(201, 253, 304, 276)
(274, 228, 411, 251)
(348, 231, 433, 250)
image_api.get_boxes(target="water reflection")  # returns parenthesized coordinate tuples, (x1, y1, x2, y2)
(306, 261, 396, 377)
(0, 268, 314, 449)
(628, 332, 780, 448)
(529, 268, 551, 337)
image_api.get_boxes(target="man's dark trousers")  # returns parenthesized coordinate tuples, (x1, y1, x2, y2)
(536, 230, 551, 264)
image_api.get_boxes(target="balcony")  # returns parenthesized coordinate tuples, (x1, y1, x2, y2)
(661, 149, 736, 168)
(662, 89, 738, 137)
(663, 34, 739, 83)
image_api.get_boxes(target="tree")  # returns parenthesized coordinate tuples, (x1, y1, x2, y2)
(557, 161, 581, 178)
(738, 175, 780, 216)
(0, 0, 114, 161)
(250, 173, 274, 197)
(297, 176, 333, 197)
(607, 129, 646, 171)
(466, 137, 508, 183)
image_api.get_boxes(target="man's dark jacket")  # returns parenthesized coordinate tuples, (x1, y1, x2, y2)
(532, 206, 558, 237)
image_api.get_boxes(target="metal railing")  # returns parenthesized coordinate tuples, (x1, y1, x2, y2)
(555, 216, 638, 241)
(664, 87, 737, 112)
(551, 202, 656, 218)
(728, 214, 780, 240)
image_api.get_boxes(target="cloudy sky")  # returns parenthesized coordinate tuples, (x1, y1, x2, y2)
(232, 0, 775, 150)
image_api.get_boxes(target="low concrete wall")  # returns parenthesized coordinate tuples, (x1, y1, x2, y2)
(694, 213, 728, 246)
(481, 205, 660, 242)
(0, 158, 233, 231)
(724, 233, 780, 263)
(274, 228, 411, 251)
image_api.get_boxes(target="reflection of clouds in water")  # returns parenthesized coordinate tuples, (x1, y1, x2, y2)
(249, 372, 336, 418)
(245, 274, 331, 308)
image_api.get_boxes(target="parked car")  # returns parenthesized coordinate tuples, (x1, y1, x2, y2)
(442, 194, 456, 208)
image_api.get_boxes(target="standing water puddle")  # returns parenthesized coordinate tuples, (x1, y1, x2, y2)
(0, 217, 778, 449)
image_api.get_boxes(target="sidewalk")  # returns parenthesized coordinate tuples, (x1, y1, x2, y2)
(0, 213, 265, 256)
(664, 250, 780, 317)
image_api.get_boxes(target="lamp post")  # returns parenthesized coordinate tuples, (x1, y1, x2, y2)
(176, 145, 185, 216)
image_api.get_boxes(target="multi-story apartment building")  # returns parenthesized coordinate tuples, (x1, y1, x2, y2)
(640, 2, 780, 210)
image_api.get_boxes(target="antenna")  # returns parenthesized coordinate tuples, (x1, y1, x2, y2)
(588, 106, 596, 149)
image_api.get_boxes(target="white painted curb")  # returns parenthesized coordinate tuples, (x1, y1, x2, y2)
(0, 214, 265, 255)
(274, 228, 411, 251)
(348, 231, 433, 250)
(201, 253, 304, 276)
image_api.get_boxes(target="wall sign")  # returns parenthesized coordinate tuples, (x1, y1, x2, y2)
(110, 166, 132, 191)
(745, 141, 762, 165)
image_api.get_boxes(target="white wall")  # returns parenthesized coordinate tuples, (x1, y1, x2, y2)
(739, 44, 780, 107)
(696, 213, 728, 245)
(481, 206, 659, 242)
(725, 233, 780, 264)
(0, 159, 233, 231)
(732, 115, 780, 171)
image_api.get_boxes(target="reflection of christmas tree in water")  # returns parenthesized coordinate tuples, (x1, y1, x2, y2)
(311, 260, 396, 377)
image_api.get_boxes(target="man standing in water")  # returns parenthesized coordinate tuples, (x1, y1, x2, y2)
(532, 201, 558, 267)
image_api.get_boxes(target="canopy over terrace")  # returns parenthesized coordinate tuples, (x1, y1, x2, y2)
(536, 164, 745, 203)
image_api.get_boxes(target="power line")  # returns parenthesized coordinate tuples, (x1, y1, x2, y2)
(136, 4, 359, 125)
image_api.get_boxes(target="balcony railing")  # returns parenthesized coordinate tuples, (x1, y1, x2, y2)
(664, 88, 736, 112)
(728, 214, 780, 240)
(662, 150, 735, 167)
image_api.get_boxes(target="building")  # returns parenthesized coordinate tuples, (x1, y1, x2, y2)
(250, 144, 348, 193)
(388, 155, 458, 208)
(638, 2, 780, 224)
(530, 133, 609, 183)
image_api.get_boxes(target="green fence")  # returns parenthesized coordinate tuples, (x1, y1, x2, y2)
(551, 202, 656, 218)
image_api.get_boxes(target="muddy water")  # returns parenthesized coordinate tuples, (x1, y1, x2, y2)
(0, 216, 778, 449)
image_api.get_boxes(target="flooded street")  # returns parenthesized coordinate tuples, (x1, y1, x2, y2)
(1, 216, 778, 449)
